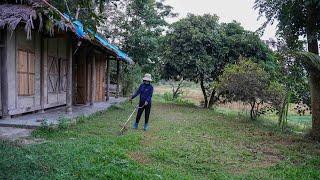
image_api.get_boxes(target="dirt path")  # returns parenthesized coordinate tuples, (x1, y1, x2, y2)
(0, 127, 33, 141)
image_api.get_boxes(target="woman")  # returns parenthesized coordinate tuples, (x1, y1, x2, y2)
(129, 73, 154, 131)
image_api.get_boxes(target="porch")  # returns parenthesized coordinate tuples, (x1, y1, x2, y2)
(0, 97, 126, 129)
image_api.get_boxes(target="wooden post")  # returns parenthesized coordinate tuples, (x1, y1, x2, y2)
(40, 36, 45, 113)
(90, 55, 96, 105)
(116, 59, 120, 98)
(1, 30, 9, 119)
(105, 57, 110, 101)
(66, 35, 73, 113)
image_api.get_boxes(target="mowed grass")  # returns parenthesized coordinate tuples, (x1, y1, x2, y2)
(1, 100, 320, 179)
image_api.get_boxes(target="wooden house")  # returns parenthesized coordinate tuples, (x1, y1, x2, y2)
(0, 1, 133, 119)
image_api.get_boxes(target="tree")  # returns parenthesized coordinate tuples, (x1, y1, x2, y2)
(49, 0, 119, 30)
(163, 14, 223, 108)
(255, 0, 320, 140)
(103, 0, 175, 69)
(216, 59, 286, 120)
(100, 0, 175, 94)
(163, 14, 272, 108)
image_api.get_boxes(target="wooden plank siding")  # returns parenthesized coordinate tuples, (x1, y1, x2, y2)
(95, 54, 106, 102)
(17, 50, 35, 96)
(46, 38, 68, 108)
(75, 49, 88, 104)
(0, 30, 4, 115)
(74, 51, 107, 104)
(0, 27, 112, 117)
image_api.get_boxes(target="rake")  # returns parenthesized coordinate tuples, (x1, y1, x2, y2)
(118, 104, 144, 135)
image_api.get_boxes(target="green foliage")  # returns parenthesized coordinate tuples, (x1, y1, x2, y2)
(162, 92, 194, 106)
(57, 117, 71, 130)
(49, 0, 118, 32)
(254, 0, 320, 49)
(121, 64, 142, 96)
(103, 0, 175, 75)
(39, 119, 55, 132)
(162, 14, 273, 108)
(163, 92, 174, 101)
(273, 51, 310, 107)
(255, 0, 320, 139)
(216, 59, 286, 120)
(296, 51, 320, 72)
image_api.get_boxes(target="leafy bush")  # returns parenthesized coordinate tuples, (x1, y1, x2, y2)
(163, 92, 174, 101)
(162, 92, 194, 106)
(58, 117, 70, 130)
(121, 64, 142, 96)
(39, 119, 55, 131)
(216, 59, 286, 120)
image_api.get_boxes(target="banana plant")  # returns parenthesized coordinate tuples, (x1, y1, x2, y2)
(296, 51, 320, 71)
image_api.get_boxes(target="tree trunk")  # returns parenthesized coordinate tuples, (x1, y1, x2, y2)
(309, 71, 320, 139)
(250, 100, 256, 120)
(208, 90, 219, 108)
(306, 4, 320, 140)
(200, 75, 208, 108)
(172, 79, 183, 99)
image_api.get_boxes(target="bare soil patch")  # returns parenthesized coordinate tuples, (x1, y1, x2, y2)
(128, 151, 152, 164)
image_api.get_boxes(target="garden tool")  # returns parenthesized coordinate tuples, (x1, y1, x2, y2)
(118, 104, 144, 135)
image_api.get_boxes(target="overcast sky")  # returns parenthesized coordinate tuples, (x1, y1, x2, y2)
(165, 0, 277, 40)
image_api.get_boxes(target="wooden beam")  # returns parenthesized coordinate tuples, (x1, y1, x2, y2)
(1, 30, 10, 119)
(116, 59, 120, 98)
(90, 54, 96, 105)
(66, 34, 73, 113)
(40, 36, 45, 113)
(105, 57, 110, 101)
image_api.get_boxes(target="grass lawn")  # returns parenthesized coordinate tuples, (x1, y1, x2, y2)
(1, 99, 320, 179)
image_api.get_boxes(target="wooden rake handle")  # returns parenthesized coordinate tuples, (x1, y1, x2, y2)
(120, 105, 145, 133)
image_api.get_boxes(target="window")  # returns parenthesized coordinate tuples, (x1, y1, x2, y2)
(18, 50, 35, 96)
(48, 57, 68, 93)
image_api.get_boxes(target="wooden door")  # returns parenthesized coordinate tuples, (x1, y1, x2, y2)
(47, 56, 59, 93)
(95, 56, 106, 102)
(75, 53, 87, 104)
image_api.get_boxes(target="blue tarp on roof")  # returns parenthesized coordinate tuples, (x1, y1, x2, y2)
(67, 15, 134, 64)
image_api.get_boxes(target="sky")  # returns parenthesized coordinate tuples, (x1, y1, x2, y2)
(165, 0, 277, 40)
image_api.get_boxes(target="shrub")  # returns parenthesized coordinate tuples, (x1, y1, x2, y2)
(216, 59, 286, 120)
(58, 117, 70, 130)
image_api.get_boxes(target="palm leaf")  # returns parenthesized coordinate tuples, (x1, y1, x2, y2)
(295, 51, 320, 71)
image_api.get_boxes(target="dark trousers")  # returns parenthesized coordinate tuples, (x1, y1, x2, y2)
(135, 101, 151, 124)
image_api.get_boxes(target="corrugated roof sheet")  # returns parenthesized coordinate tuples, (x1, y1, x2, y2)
(66, 15, 134, 64)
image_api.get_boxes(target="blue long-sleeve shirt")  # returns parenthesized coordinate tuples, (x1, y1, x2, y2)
(132, 83, 154, 104)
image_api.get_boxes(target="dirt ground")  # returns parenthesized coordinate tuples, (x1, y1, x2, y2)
(0, 127, 33, 141)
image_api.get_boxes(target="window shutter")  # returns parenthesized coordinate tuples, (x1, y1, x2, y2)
(18, 50, 28, 96)
(18, 50, 35, 96)
(28, 52, 35, 95)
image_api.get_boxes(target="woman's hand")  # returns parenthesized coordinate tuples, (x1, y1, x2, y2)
(144, 101, 148, 106)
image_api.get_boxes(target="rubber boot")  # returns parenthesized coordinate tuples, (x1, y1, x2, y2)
(133, 122, 138, 129)
(144, 123, 149, 131)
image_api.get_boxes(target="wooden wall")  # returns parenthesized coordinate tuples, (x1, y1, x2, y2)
(1, 28, 71, 115)
(0, 30, 3, 115)
(74, 50, 107, 104)
(1, 28, 109, 116)
(44, 38, 68, 108)
(75, 49, 88, 104)
(4, 28, 42, 115)
(95, 54, 106, 102)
